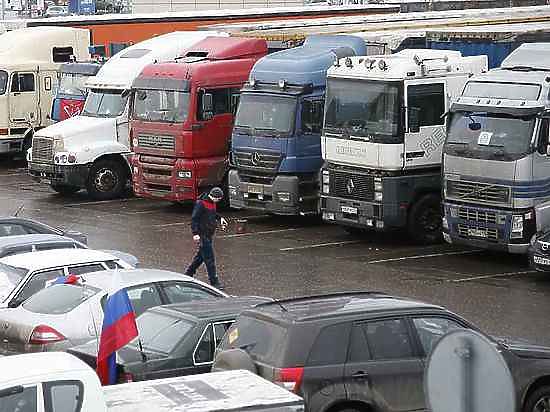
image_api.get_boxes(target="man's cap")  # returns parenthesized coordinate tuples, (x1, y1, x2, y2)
(209, 187, 224, 201)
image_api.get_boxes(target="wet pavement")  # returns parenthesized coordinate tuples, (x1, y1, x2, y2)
(2, 157, 550, 345)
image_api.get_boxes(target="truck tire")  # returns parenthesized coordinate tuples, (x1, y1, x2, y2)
(522, 385, 550, 412)
(211, 349, 257, 374)
(407, 193, 443, 244)
(51, 184, 80, 196)
(86, 159, 127, 200)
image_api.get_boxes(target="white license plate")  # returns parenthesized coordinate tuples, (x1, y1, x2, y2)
(468, 228, 487, 238)
(534, 256, 550, 266)
(341, 206, 358, 215)
(247, 183, 263, 194)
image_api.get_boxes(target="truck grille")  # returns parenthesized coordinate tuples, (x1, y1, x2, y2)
(233, 150, 281, 173)
(457, 224, 499, 242)
(32, 137, 53, 163)
(446, 179, 510, 205)
(458, 207, 497, 224)
(138, 134, 175, 151)
(330, 170, 374, 201)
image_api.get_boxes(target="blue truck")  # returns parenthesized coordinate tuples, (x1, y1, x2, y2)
(228, 35, 366, 215)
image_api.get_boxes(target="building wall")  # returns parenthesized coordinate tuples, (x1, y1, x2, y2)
(132, 0, 305, 13)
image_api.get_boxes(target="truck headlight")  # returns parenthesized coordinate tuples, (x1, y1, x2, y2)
(322, 170, 330, 184)
(277, 192, 290, 203)
(374, 191, 383, 201)
(374, 177, 382, 192)
(177, 170, 192, 179)
(54, 152, 77, 165)
(511, 215, 524, 239)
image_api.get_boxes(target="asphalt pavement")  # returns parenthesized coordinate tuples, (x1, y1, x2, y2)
(2, 157, 549, 345)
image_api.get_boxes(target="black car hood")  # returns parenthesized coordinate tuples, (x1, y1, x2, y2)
(498, 337, 550, 359)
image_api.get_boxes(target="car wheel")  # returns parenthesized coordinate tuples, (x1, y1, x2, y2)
(523, 386, 550, 412)
(86, 159, 127, 200)
(211, 348, 257, 374)
(407, 193, 443, 244)
(51, 184, 80, 195)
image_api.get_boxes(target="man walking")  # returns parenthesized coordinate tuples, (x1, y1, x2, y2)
(184, 187, 227, 289)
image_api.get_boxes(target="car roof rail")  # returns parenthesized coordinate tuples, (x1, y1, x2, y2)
(254, 290, 391, 309)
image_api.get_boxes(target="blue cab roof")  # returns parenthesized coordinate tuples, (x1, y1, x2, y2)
(250, 35, 366, 88)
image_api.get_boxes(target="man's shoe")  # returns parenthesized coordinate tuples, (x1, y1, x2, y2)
(211, 280, 225, 291)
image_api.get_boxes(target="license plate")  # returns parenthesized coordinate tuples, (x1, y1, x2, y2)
(534, 256, 550, 266)
(468, 228, 487, 238)
(247, 183, 263, 194)
(342, 206, 358, 215)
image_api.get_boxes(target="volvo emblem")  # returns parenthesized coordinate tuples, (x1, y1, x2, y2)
(251, 152, 261, 166)
(346, 178, 355, 194)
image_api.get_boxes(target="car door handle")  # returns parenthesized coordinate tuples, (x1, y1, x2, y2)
(352, 371, 369, 380)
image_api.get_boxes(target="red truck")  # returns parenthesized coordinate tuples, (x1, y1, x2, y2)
(130, 36, 268, 203)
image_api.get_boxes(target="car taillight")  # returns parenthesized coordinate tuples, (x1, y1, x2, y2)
(119, 372, 134, 383)
(274, 367, 304, 393)
(28, 325, 66, 345)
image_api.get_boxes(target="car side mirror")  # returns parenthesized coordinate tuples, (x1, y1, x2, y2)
(408, 107, 421, 133)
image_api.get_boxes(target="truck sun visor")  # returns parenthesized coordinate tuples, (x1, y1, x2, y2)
(451, 102, 544, 117)
(131, 78, 190, 92)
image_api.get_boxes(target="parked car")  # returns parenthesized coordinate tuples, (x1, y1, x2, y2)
(0, 234, 86, 258)
(69, 296, 270, 384)
(528, 231, 550, 272)
(0, 216, 87, 245)
(214, 291, 550, 412)
(0, 268, 228, 356)
(0, 248, 134, 308)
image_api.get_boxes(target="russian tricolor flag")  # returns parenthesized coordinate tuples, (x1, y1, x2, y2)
(52, 274, 80, 285)
(96, 273, 138, 386)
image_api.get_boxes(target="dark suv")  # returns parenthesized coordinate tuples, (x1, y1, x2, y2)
(214, 292, 550, 412)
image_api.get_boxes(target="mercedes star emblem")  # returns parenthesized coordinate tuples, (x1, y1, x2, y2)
(346, 178, 355, 194)
(251, 152, 261, 166)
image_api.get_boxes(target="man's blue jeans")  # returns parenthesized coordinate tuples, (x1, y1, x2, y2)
(185, 237, 219, 285)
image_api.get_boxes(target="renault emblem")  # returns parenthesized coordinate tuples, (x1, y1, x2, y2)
(346, 178, 355, 194)
(251, 152, 261, 166)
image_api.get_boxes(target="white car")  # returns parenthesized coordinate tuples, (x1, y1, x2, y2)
(0, 248, 134, 309)
(0, 268, 227, 355)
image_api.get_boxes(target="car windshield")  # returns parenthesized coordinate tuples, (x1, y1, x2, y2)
(132, 89, 190, 123)
(218, 315, 288, 365)
(83, 89, 128, 118)
(446, 111, 536, 161)
(0, 70, 7, 95)
(234, 93, 296, 137)
(324, 78, 401, 142)
(58, 73, 88, 97)
(128, 311, 195, 354)
(23, 284, 99, 314)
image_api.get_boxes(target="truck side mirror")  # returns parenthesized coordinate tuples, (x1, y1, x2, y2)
(408, 107, 421, 133)
(201, 93, 214, 121)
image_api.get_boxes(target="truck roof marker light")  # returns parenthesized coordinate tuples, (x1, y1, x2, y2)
(333, 57, 340, 67)
(546, 76, 550, 83)
(345, 57, 353, 68)
(279, 79, 287, 89)
(377, 59, 388, 71)
(364, 58, 376, 70)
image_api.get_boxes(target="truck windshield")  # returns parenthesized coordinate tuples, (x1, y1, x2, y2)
(58, 73, 88, 97)
(234, 93, 296, 137)
(83, 89, 128, 118)
(325, 78, 401, 143)
(132, 89, 189, 123)
(446, 111, 536, 161)
(0, 70, 7, 95)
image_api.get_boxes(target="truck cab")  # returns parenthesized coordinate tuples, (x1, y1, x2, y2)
(28, 31, 222, 200)
(51, 61, 101, 122)
(443, 43, 550, 253)
(130, 36, 267, 203)
(320, 50, 487, 243)
(228, 35, 366, 215)
(0, 27, 90, 154)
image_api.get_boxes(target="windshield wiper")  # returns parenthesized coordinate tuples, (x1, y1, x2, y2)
(234, 125, 252, 135)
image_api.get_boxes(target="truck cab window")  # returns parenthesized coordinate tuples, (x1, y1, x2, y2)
(407, 83, 445, 128)
(537, 118, 549, 155)
(198, 89, 230, 120)
(11, 73, 35, 93)
(52, 47, 74, 63)
(0, 70, 7, 95)
(301, 99, 324, 134)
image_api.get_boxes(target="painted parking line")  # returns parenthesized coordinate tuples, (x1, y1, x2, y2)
(219, 228, 298, 239)
(367, 250, 480, 264)
(63, 198, 141, 207)
(280, 240, 362, 251)
(448, 270, 535, 283)
(153, 214, 271, 228)
(153, 221, 189, 228)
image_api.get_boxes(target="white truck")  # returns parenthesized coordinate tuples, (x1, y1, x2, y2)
(0, 352, 304, 412)
(320, 50, 487, 243)
(0, 26, 90, 155)
(28, 31, 225, 200)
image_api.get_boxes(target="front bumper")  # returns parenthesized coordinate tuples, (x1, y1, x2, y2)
(29, 161, 90, 188)
(228, 169, 319, 215)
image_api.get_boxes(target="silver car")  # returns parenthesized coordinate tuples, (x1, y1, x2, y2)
(0, 268, 227, 355)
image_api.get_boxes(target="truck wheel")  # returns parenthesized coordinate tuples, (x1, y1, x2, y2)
(211, 349, 257, 374)
(51, 184, 80, 196)
(86, 159, 127, 200)
(523, 386, 550, 412)
(407, 194, 443, 244)
(219, 174, 230, 209)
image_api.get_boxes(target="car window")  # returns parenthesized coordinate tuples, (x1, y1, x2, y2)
(126, 284, 162, 317)
(104, 260, 123, 269)
(67, 263, 106, 276)
(347, 324, 371, 363)
(412, 317, 464, 356)
(12, 268, 64, 306)
(161, 282, 220, 304)
(194, 324, 214, 364)
(43, 381, 83, 412)
(23, 284, 99, 314)
(365, 319, 414, 360)
(0, 385, 37, 412)
(214, 322, 233, 348)
(0, 224, 37, 236)
(130, 311, 194, 354)
(308, 323, 350, 366)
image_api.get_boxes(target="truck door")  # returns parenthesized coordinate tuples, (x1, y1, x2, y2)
(404, 81, 446, 171)
(532, 118, 550, 228)
(9, 71, 39, 126)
